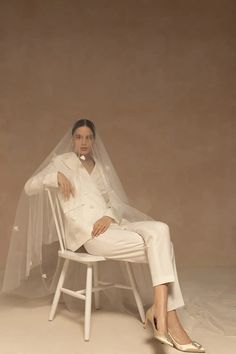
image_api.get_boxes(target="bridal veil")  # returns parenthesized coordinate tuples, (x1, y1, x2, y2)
(2, 120, 154, 312)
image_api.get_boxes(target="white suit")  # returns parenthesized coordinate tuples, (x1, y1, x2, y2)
(24, 152, 185, 311)
(24, 152, 120, 251)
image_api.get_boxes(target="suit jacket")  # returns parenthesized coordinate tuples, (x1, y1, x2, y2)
(24, 152, 121, 251)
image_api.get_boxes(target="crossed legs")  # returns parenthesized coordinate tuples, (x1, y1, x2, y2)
(84, 221, 191, 342)
(83, 220, 204, 350)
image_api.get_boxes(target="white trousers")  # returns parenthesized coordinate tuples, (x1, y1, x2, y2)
(84, 220, 185, 311)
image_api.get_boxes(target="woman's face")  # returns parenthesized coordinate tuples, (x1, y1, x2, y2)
(72, 126, 95, 156)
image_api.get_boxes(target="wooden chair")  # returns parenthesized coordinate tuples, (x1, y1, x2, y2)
(45, 188, 145, 341)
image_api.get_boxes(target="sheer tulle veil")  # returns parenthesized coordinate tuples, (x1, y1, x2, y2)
(1, 120, 154, 312)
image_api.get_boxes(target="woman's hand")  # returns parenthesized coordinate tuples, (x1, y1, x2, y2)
(92, 216, 114, 237)
(57, 172, 75, 200)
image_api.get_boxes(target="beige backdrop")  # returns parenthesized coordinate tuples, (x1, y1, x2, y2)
(0, 0, 235, 269)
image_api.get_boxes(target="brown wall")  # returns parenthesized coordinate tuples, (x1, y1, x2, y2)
(1, 0, 236, 268)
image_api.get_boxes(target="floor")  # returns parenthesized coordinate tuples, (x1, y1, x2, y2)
(0, 266, 235, 354)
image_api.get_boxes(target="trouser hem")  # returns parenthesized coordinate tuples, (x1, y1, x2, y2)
(167, 301, 185, 312)
(152, 276, 175, 287)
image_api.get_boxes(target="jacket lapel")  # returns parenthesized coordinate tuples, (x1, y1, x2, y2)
(61, 152, 99, 173)
(61, 152, 81, 171)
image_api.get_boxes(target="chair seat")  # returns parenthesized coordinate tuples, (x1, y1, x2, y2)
(58, 250, 106, 263)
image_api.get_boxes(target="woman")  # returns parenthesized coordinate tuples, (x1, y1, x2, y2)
(2, 119, 205, 352)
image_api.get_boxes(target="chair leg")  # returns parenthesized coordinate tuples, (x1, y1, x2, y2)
(49, 259, 70, 321)
(93, 262, 100, 310)
(125, 262, 145, 323)
(84, 264, 93, 341)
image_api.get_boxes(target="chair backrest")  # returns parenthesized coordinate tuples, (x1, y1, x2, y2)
(45, 188, 66, 252)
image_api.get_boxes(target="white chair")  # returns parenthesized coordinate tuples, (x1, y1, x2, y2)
(45, 188, 145, 341)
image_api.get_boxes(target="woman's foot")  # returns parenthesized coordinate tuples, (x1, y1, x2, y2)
(153, 306, 194, 345)
(167, 310, 192, 344)
(167, 310, 205, 352)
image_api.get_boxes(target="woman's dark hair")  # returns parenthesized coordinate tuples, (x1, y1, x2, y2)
(72, 119, 96, 137)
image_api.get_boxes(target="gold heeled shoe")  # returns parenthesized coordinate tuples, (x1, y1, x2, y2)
(168, 330, 205, 353)
(143, 306, 173, 347)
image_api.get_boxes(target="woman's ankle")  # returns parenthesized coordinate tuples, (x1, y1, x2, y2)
(153, 303, 167, 316)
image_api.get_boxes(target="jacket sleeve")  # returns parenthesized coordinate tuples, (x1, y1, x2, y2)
(24, 157, 59, 196)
